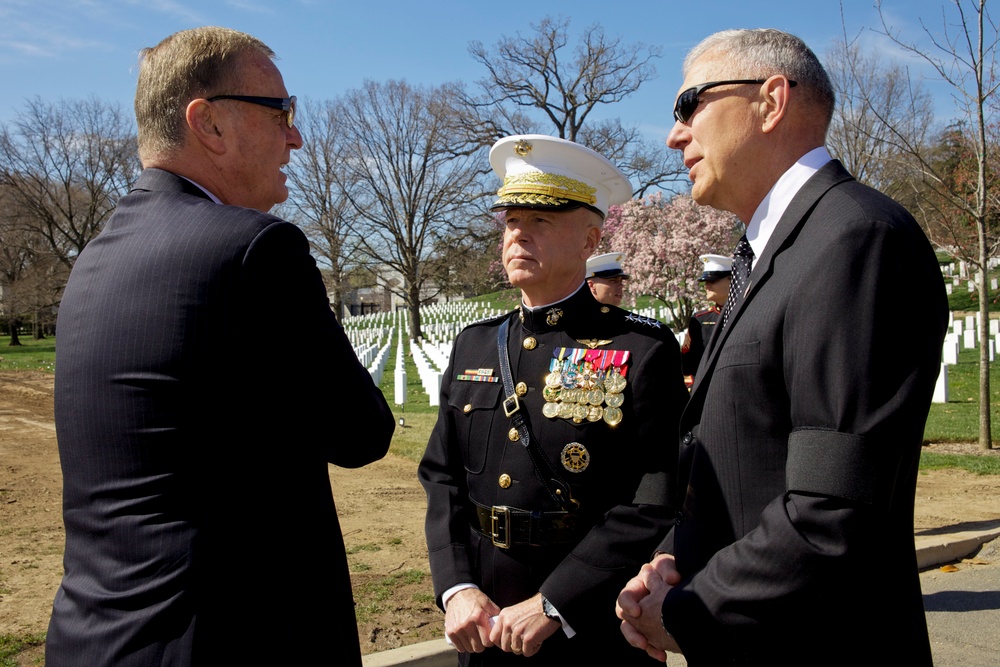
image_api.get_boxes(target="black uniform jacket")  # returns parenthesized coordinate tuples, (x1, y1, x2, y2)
(659, 160, 948, 666)
(47, 169, 394, 666)
(419, 286, 688, 664)
(681, 306, 721, 378)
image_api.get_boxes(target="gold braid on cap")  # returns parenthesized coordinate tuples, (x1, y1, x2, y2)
(496, 172, 598, 207)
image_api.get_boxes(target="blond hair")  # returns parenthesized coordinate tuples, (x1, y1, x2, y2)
(135, 26, 274, 160)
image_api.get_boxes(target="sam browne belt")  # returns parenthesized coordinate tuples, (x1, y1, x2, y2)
(472, 501, 584, 549)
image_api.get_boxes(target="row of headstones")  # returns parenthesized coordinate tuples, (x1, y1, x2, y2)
(933, 312, 1000, 403)
(940, 257, 1000, 279)
(406, 337, 448, 407)
(944, 275, 999, 295)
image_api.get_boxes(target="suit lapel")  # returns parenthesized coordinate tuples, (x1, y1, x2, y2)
(684, 160, 855, 423)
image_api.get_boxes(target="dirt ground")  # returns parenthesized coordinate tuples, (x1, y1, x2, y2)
(2, 370, 1000, 664)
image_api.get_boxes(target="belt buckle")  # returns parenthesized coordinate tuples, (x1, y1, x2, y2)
(490, 505, 511, 549)
(503, 394, 520, 418)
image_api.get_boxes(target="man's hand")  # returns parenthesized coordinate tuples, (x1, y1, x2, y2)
(489, 592, 561, 657)
(445, 588, 500, 653)
(616, 553, 683, 662)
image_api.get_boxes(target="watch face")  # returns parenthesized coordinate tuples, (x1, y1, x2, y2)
(542, 597, 558, 620)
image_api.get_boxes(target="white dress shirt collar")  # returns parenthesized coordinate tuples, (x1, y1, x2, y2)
(179, 175, 223, 204)
(744, 146, 832, 265)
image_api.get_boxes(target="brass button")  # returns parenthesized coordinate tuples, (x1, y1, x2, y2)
(515, 382, 528, 396)
(499, 474, 512, 489)
(523, 336, 537, 350)
(463, 404, 472, 413)
(508, 428, 520, 442)
(600, 306, 610, 313)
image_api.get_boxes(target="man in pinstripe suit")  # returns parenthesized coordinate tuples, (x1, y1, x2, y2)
(616, 29, 946, 666)
(46, 27, 394, 666)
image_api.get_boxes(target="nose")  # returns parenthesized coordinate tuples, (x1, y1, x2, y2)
(666, 120, 689, 150)
(287, 124, 303, 150)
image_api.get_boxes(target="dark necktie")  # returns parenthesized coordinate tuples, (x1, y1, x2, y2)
(721, 235, 754, 329)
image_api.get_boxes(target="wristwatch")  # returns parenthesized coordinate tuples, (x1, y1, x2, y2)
(541, 595, 560, 624)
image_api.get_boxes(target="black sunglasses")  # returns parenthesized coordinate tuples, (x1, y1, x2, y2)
(207, 94, 297, 128)
(672, 79, 796, 123)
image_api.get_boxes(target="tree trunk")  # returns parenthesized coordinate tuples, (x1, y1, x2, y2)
(978, 237, 993, 450)
(33, 310, 46, 340)
(9, 319, 21, 346)
(407, 281, 423, 341)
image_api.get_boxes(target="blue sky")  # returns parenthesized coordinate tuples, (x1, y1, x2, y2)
(0, 0, 973, 142)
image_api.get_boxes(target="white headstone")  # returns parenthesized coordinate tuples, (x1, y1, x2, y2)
(943, 336, 959, 365)
(953, 319, 963, 336)
(946, 284, 953, 294)
(992, 319, 999, 336)
(427, 372, 442, 407)
(394, 367, 407, 405)
(964, 329, 976, 349)
(966, 314, 976, 334)
(932, 363, 949, 404)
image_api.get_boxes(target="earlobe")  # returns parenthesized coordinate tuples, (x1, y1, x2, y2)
(186, 99, 226, 155)
(582, 225, 602, 258)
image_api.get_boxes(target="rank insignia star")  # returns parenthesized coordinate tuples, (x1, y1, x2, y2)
(625, 312, 663, 329)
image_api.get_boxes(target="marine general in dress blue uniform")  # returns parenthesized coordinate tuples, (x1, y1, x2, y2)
(419, 135, 688, 665)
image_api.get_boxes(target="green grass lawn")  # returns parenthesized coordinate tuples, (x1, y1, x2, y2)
(0, 336, 55, 372)
(925, 347, 1000, 448)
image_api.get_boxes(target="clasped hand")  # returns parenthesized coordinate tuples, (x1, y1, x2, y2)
(445, 590, 559, 657)
(615, 553, 683, 662)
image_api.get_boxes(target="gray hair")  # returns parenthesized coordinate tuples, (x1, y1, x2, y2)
(684, 29, 834, 129)
(135, 26, 275, 161)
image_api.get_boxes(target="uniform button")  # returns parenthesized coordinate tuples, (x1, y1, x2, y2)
(508, 428, 520, 442)
(515, 382, 528, 396)
(463, 404, 473, 414)
(682, 432, 693, 445)
(499, 474, 512, 489)
(600, 306, 610, 313)
(523, 336, 537, 350)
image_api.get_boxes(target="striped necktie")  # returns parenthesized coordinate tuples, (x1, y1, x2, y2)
(721, 235, 754, 329)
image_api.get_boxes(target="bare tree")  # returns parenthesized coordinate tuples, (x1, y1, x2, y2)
(0, 97, 139, 269)
(872, 0, 1000, 449)
(465, 15, 684, 195)
(0, 185, 67, 344)
(283, 98, 365, 318)
(825, 37, 935, 200)
(334, 80, 490, 338)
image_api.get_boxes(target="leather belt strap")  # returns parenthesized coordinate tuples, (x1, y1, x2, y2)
(497, 318, 578, 511)
(472, 501, 583, 548)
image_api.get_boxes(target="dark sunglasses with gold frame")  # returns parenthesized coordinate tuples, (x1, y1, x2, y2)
(207, 94, 297, 128)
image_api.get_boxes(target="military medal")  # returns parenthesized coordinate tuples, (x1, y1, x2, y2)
(561, 442, 590, 472)
(541, 347, 630, 426)
(603, 406, 623, 426)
